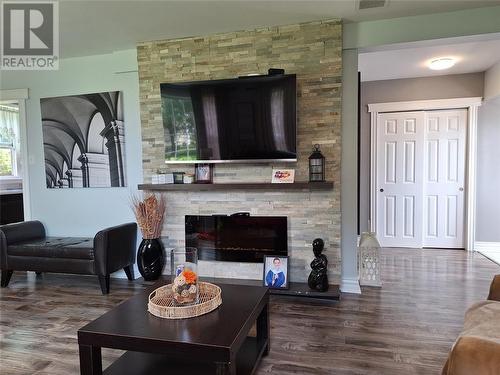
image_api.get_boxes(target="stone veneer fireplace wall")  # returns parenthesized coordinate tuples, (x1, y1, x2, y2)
(137, 19, 343, 283)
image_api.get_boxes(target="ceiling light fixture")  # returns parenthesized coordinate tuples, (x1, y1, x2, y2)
(428, 57, 456, 71)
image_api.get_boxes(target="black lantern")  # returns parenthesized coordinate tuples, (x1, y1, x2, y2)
(309, 144, 325, 182)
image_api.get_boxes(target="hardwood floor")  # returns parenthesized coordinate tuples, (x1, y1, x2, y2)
(1, 248, 499, 374)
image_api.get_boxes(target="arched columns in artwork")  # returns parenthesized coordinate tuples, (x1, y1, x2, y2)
(65, 169, 83, 188)
(100, 120, 126, 187)
(59, 178, 70, 188)
(78, 153, 111, 187)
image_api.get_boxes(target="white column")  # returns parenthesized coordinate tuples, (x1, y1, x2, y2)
(341, 49, 361, 294)
(78, 153, 111, 187)
(66, 169, 83, 188)
(59, 178, 70, 188)
(100, 120, 126, 187)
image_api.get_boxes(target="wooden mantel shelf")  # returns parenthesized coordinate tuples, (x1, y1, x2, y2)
(138, 181, 333, 191)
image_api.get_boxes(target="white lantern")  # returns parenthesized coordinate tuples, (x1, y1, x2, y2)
(358, 232, 381, 287)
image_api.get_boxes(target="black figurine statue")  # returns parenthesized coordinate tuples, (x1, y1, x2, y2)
(308, 238, 329, 292)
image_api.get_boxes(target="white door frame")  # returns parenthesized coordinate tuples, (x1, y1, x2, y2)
(0, 89, 31, 220)
(368, 97, 482, 251)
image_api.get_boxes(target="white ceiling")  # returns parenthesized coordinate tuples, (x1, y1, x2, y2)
(359, 35, 500, 81)
(58, 0, 500, 58)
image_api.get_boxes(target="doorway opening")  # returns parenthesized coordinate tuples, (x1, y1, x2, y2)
(358, 33, 500, 250)
(0, 101, 24, 224)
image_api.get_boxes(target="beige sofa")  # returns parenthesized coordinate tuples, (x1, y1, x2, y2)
(442, 275, 500, 375)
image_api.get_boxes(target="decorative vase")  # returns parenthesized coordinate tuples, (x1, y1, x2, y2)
(171, 247, 199, 305)
(308, 238, 329, 292)
(137, 238, 165, 281)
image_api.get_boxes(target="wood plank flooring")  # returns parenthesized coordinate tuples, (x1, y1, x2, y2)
(1, 248, 499, 374)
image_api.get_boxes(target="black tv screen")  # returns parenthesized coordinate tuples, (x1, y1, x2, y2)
(161, 74, 296, 163)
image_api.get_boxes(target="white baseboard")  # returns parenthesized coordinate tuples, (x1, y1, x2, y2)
(341, 277, 361, 294)
(474, 242, 500, 252)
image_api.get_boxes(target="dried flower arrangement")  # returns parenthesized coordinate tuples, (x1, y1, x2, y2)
(172, 268, 198, 304)
(131, 193, 166, 239)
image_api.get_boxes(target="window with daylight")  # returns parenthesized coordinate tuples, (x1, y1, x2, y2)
(0, 105, 20, 177)
(162, 94, 198, 161)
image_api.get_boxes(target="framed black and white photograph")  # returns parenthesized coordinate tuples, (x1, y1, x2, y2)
(263, 255, 289, 289)
(40, 91, 126, 188)
(194, 163, 213, 184)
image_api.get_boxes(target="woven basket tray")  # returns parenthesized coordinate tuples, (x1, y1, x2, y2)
(148, 282, 222, 319)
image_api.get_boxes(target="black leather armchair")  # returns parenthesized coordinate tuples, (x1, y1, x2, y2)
(0, 221, 137, 294)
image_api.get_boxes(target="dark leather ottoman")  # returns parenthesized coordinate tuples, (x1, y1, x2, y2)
(0, 221, 137, 294)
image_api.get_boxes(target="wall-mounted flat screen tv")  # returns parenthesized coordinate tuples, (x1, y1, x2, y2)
(161, 74, 296, 163)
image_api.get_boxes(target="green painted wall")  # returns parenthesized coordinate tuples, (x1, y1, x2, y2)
(344, 5, 500, 50)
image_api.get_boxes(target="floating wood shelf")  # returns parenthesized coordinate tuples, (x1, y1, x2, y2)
(223, 279, 340, 301)
(209, 278, 340, 301)
(138, 181, 333, 191)
(269, 282, 340, 300)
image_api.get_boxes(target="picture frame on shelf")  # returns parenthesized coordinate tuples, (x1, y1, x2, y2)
(271, 169, 295, 184)
(194, 164, 213, 184)
(172, 172, 185, 184)
(263, 255, 289, 289)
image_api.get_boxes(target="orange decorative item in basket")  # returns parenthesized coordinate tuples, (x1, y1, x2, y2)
(172, 268, 198, 304)
(148, 282, 222, 319)
(171, 248, 199, 305)
(183, 269, 197, 284)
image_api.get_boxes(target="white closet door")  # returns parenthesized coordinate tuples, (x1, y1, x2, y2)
(376, 112, 425, 248)
(423, 110, 467, 248)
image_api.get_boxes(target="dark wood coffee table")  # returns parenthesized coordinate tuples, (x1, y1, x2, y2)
(78, 282, 269, 375)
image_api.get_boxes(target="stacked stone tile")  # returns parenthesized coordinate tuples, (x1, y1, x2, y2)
(137, 19, 342, 283)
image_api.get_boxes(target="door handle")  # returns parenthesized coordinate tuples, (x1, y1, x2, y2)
(459, 187, 464, 192)
(379, 188, 384, 192)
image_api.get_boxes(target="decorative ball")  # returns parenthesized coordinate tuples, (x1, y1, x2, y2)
(175, 274, 186, 286)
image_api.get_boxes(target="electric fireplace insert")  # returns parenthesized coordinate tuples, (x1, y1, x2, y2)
(185, 214, 288, 263)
